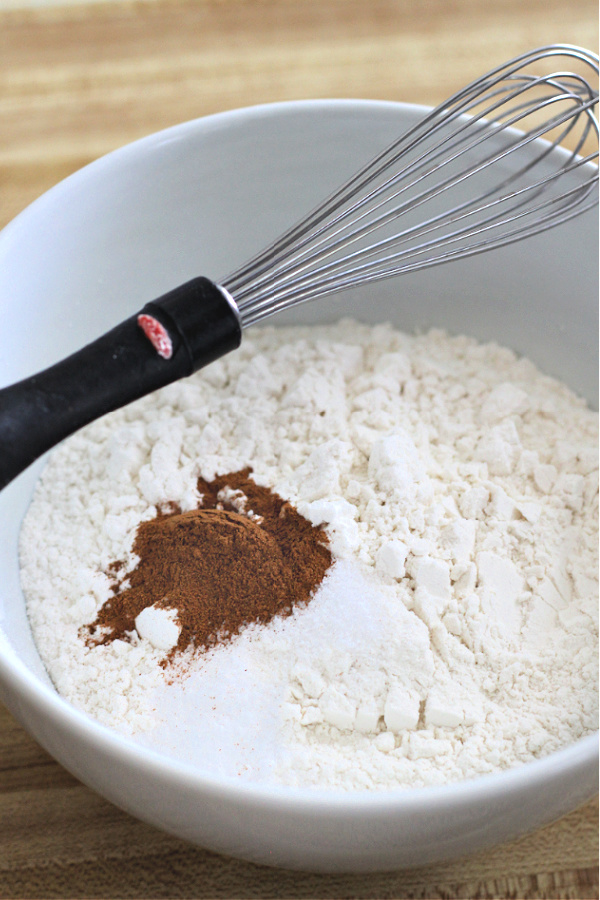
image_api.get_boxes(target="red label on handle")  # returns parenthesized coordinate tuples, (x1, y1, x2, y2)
(137, 314, 173, 360)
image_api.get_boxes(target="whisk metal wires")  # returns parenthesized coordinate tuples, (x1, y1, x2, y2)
(224, 44, 599, 327)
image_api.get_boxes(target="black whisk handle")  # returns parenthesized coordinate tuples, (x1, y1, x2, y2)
(0, 277, 241, 491)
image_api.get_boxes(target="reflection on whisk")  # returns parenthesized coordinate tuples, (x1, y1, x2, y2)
(225, 44, 598, 325)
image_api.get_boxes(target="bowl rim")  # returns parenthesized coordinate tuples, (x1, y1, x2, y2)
(0, 96, 598, 811)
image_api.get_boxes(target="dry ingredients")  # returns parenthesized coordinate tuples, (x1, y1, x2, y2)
(88, 469, 331, 657)
(20, 320, 598, 790)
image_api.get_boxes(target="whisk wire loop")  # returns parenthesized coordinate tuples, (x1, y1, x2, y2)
(233, 87, 597, 308)
(227, 63, 595, 295)
(222, 45, 598, 327)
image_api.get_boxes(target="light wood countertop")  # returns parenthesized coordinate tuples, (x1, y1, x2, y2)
(0, 2, 598, 896)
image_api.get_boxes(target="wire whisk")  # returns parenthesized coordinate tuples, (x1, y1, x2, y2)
(0, 44, 598, 491)
(225, 44, 598, 327)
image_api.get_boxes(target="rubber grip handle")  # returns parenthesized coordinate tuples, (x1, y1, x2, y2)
(0, 276, 241, 491)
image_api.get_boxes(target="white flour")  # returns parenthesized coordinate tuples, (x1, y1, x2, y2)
(20, 320, 598, 790)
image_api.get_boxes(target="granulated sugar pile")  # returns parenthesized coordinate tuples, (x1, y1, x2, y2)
(20, 320, 598, 790)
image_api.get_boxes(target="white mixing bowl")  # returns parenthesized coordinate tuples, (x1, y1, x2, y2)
(0, 100, 597, 873)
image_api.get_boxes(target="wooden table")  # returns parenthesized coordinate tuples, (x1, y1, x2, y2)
(0, 2, 598, 896)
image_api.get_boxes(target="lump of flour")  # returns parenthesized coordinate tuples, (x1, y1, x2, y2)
(19, 320, 598, 790)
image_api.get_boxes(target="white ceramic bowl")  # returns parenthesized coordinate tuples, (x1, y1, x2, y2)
(0, 100, 597, 873)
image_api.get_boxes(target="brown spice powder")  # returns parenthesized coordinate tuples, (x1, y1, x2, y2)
(87, 469, 332, 659)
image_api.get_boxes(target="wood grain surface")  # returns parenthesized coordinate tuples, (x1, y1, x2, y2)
(0, 2, 598, 897)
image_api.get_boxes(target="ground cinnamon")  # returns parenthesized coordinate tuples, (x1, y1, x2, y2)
(88, 469, 332, 659)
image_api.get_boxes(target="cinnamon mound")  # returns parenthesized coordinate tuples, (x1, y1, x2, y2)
(88, 469, 332, 657)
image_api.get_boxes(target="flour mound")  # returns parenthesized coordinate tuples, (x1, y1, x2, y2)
(20, 320, 598, 789)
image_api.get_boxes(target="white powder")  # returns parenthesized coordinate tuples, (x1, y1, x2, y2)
(20, 320, 598, 790)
